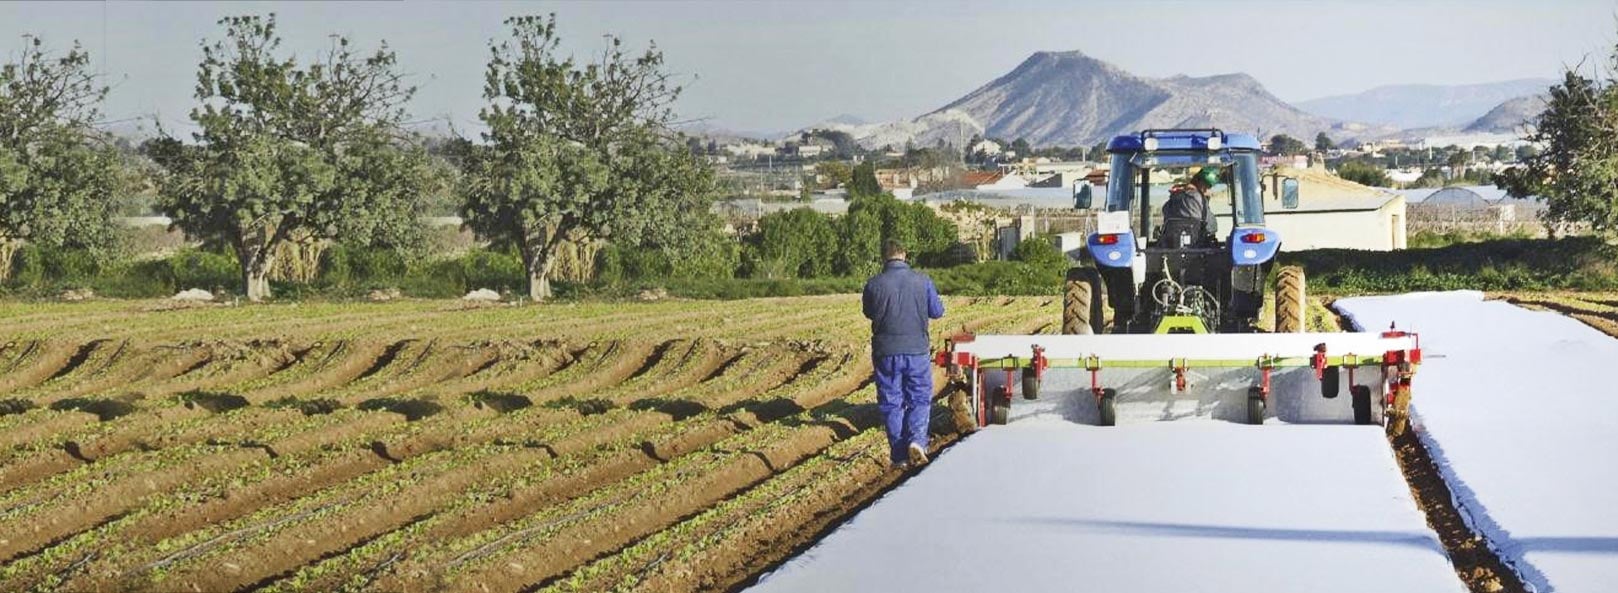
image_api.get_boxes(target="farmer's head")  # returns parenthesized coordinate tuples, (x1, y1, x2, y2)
(882, 240, 907, 262)
(1190, 166, 1222, 191)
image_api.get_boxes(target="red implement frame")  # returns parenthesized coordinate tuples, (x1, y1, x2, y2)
(934, 330, 1422, 429)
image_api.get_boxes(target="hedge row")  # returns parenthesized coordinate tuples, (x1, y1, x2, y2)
(8, 236, 1616, 300)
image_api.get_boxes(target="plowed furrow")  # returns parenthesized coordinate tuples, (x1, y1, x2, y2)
(0, 447, 387, 589)
(542, 429, 893, 593)
(79, 447, 555, 593)
(376, 340, 578, 403)
(0, 341, 87, 392)
(0, 445, 266, 563)
(375, 348, 803, 461)
(21, 345, 202, 402)
(0, 448, 80, 493)
(376, 405, 884, 593)
(0, 410, 96, 450)
(366, 340, 727, 461)
(256, 355, 863, 592)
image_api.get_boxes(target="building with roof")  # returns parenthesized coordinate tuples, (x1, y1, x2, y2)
(1213, 167, 1407, 251)
(961, 170, 1004, 188)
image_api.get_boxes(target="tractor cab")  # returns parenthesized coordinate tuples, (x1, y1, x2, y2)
(1071, 129, 1297, 334)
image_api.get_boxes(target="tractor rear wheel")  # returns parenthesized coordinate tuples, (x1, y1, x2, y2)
(1063, 267, 1105, 335)
(1274, 266, 1307, 333)
(1097, 388, 1117, 426)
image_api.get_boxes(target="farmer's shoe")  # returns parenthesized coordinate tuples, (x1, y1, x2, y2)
(907, 443, 929, 466)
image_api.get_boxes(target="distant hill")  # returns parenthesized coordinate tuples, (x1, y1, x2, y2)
(816, 114, 870, 127)
(1298, 79, 1553, 129)
(818, 50, 1342, 149)
(1464, 94, 1546, 133)
(673, 121, 782, 143)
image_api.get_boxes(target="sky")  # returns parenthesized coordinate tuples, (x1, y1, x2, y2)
(1, 0, 1613, 136)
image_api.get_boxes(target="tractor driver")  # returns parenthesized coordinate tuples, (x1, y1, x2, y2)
(1160, 166, 1221, 246)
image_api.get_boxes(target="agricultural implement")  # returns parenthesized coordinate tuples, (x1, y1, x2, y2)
(937, 129, 1421, 433)
(936, 328, 1420, 434)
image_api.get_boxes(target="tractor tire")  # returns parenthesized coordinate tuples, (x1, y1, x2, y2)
(1021, 368, 1040, 400)
(1063, 267, 1105, 335)
(1274, 266, 1307, 333)
(1246, 387, 1266, 425)
(1351, 385, 1373, 425)
(1097, 388, 1117, 426)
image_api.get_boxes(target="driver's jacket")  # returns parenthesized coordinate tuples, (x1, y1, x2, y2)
(1162, 185, 1214, 237)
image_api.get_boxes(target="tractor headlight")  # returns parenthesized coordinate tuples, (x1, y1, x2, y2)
(1143, 137, 1158, 152)
(1207, 135, 1222, 150)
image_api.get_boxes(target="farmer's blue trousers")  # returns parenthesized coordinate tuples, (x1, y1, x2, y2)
(875, 354, 933, 463)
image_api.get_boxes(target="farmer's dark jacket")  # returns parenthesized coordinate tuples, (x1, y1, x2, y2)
(862, 260, 945, 357)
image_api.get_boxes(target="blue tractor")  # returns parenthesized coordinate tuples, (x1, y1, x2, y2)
(1065, 129, 1306, 335)
(935, 132, 1422, 429)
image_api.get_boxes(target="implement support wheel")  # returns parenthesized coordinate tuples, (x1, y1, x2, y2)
(1021, 367, 1040, 400)
(1097, 388, 1117, 426)
(1246, 387, 1266, 425)
(990, 385, 1011, 426)
(1351, 386, 1373, 425)
(1274, 266, 1307, 333)
(1064, 267, 1105, 335)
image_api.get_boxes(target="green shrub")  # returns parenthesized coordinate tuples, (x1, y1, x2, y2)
(390, 248, 524, 298)
(1009, 236, 1069, 274)
(164, 248, 240, 291)
(929, 261, 1063, 296)
(1407, 228, 1535, 249)
(1, 246, 238, 298)
(7, 245, 103, 288)
(456, 249, 525, 293)
(316, 244, 412, 292)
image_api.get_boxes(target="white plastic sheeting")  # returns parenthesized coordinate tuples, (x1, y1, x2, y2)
(1337, 291, 1618, 592)
(750, 419, 1460, 592)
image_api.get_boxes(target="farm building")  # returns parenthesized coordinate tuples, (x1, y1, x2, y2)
(1215, 167, 1407, 251)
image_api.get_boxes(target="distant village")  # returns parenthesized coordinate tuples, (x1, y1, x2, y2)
(706, 127, 1530, 200)
(697, 126, 1542, 257)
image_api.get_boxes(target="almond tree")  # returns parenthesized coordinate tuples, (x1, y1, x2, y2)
(458, 15, 716, 301)
(0, 36, 118, 281)
(149, 15, 432, 300)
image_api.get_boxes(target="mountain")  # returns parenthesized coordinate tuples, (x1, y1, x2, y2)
(822, 50, 1341, 149)
(808, 110, 982, 151)
(1297, 79, 1553, 129)
(816, 113, 870, 127)
(1464, 94, 1546, 133)
(674, 121, 782, 143)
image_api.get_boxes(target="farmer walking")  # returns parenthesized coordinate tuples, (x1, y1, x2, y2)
(862, 240, 945, 469)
